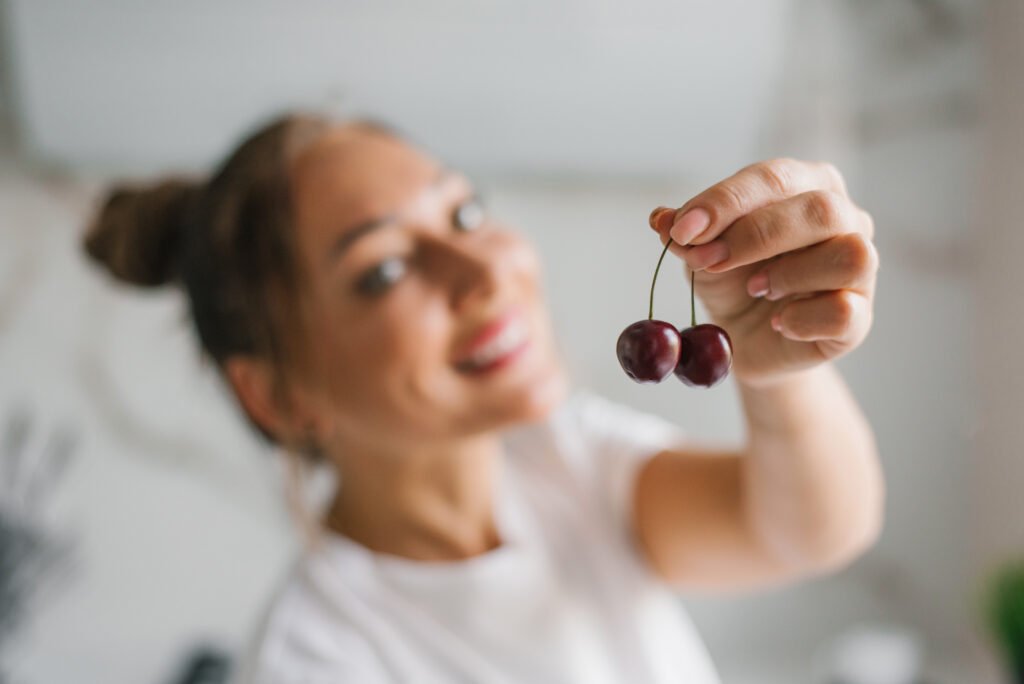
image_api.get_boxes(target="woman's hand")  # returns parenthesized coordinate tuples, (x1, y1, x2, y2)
(649, 158, 878, 388)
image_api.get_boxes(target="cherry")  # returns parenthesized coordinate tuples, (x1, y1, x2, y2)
(674, 270, 733, 388)
(676, 323, 732, 387)
(616, 238, 682, 383)
(617, 320, 681, 383)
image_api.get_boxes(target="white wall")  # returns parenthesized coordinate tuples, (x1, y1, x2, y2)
(5, 0, 791, 178)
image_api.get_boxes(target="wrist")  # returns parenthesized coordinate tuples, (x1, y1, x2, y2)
(737, 364, 839, 435)
(735, 363, 833, 394)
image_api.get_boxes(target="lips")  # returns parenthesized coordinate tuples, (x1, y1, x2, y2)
(453, 309, 530, 372)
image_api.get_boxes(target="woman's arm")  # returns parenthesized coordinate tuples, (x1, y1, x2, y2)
(630, 159, 883, 591)
(632, 363, 883, 592)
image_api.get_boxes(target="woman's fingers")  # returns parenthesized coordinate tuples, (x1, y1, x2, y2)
(649, 206, 676, 233)
(661, 159, 849, 247)
(681, 190, 873, 274)
(745, 232, 879, 301)
(772, 290, 873, 347)
(649, 210, 699, 262)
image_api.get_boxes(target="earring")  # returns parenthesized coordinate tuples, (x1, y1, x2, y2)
(297, 424, 323, 461)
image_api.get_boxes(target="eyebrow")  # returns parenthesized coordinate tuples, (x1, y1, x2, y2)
(326, 169, 453, 265)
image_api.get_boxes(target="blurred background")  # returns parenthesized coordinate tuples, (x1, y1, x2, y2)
(1, 1, 1021, 683)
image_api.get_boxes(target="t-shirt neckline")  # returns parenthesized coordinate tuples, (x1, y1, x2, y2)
(319, 441, 531, 579)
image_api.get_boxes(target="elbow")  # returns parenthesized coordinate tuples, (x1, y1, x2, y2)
(752, 501, 884, 580)
(746, 437, 887, 577)
(797, 482, 886, 575)
(808, 508, 883, 574)
(802, 439, 886, 574)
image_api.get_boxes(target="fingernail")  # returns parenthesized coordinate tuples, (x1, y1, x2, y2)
(670, 208, 711, 245)
(687, 240, 729, 271)
(771, 313, 783, 332)
(649, 206, 675, 232)
(747, 272, 770, 298)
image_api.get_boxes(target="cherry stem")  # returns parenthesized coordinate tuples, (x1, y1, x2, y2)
(649, 238, 674, 320)
(690, 270, 696, 327)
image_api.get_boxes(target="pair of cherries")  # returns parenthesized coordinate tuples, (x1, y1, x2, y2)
(616, 237, 733, 388)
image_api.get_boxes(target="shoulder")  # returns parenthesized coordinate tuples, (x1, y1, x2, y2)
(528, 389, 689, 548)
(235, 553, 392, 684)
(551, 388, 688, 459)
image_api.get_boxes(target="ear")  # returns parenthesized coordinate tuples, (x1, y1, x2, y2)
(223, 356, 312, 443)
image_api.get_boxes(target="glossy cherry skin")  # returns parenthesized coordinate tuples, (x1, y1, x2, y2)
(616, 320, 682, 383)
(674, 324, 733, 388)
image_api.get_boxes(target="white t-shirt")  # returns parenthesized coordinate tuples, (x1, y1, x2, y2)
(237, 389, 721, 684)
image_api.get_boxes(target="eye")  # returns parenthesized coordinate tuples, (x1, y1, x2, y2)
(452, 197, 485, 232)
(355, 257, 407, 296)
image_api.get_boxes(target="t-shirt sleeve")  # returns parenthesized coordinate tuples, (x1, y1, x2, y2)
(559, 389, 689, 548)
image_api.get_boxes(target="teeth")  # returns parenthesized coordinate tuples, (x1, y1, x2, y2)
(465, 319, 527, 368)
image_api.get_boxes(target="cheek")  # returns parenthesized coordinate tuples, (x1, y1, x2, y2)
(313, 283, 452, 405)
(390, 286, 453, 381)
(496, 232, 544, 294)
(504, 236, 550, 324)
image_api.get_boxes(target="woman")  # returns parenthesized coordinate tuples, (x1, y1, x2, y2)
(83, 114, 883, 683)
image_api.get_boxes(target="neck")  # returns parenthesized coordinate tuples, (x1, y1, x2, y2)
(324, 432, 505, 562)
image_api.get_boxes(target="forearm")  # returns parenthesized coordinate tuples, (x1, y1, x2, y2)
(738, 363, 884, 571)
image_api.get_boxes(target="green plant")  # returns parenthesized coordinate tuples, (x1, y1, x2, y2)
(986, 560, 1024, 682)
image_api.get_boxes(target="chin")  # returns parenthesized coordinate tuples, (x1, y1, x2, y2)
(517, 369, 571, 423)
(494, 358, 571, 429)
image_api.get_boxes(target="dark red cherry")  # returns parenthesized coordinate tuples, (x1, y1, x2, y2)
(616, 320, 682, 383)
(674, 324, 732, 388)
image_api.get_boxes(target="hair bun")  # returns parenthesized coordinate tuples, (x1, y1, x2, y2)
(84, 179, 201, 287)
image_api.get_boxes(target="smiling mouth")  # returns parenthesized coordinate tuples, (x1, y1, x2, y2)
(453, 313, 531, 374)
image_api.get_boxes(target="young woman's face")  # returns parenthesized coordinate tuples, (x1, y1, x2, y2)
(287, 126, 569, 450)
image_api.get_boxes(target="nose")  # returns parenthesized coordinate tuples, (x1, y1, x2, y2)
(423, 235, 503, 313)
